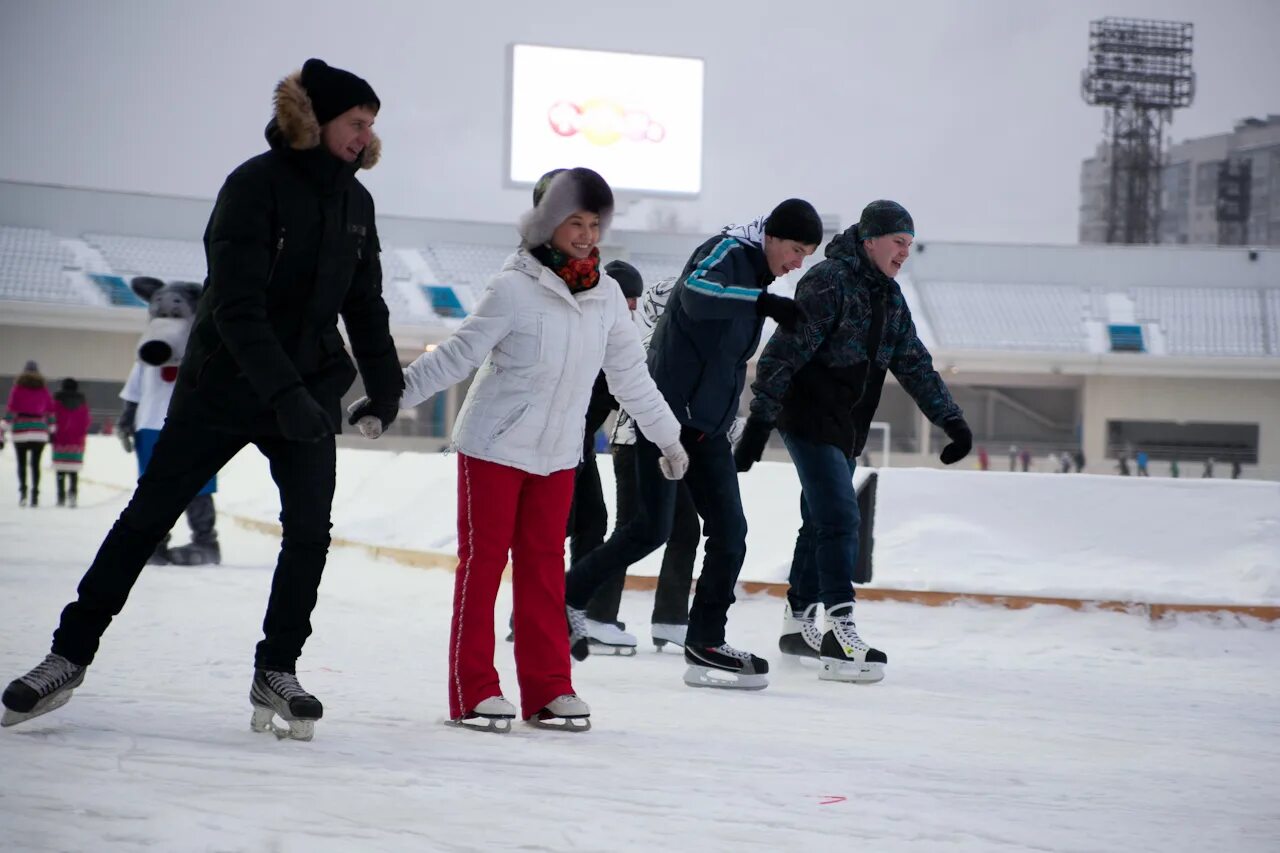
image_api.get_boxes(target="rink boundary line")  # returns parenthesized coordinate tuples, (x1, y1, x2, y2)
(228, 515, 1280, 623)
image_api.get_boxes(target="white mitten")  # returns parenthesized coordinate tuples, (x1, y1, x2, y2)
(658, 442, 689, 480)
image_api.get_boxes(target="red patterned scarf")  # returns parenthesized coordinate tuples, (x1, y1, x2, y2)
(533, 245, 601, 294)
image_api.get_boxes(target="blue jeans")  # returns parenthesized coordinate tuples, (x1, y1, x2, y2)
(782, 431, 859, 610)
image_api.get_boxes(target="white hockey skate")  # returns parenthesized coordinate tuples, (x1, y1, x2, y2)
(2, 654, 86, 727)
(526, 694, 591, 732)
(683, 643, 769, 691)
(586, 619, 638, 657)
(818, 602, 887, 684)
(249, 669, 323, 741)
(651, 623, 687, 651)
(778, 603, 823, 660)
(449, 695, 516, 734)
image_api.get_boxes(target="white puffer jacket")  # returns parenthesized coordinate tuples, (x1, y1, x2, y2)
(401, 249, 681, 476)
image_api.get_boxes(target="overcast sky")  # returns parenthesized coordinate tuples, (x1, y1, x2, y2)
(1, 0, 1276, 244)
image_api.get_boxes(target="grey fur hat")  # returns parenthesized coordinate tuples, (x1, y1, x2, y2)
(518, 167, 614, 248)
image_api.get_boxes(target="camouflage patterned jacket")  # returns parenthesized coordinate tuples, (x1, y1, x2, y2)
(748, 226, 962, 457)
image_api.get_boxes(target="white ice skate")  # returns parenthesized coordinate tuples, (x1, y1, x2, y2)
(818, 602, 887, 684)
(526, 694, 591, 732)
(249, 669, 323, 741)
(778, 603, 823, 660)
(683, 643, 769, 691)
(586, 619, 638, 657)
(651, 623, 687, 651)
(2, 654, 86, 727)
(449, 695, 516, 734)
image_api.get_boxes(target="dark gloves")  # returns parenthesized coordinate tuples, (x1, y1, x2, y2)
(116, 401, 137, 453)
(274, 386, 334, 442)
(733, 418, 774, 473)
(939, 418, 973, 465)
(346, 396, 399, 439)
(756, 292, 801, 332)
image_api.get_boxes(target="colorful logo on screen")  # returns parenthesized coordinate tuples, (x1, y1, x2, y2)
(547, 99, 666, 146)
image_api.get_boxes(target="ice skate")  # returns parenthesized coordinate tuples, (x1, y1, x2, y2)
(2, 654, 86, 727)
(565, 605, 591, 662)
(526, 694, 591, 732)
(818, 602, 887, 684)
(651, 623, 687, 651)
(779, 602, 822, 659)
(683, 643, 769, 691)
(167, 541, 221, 566)
(449, 695, 516, 734)
(249, 669, 323, 741)
(586, 619, 637, 656)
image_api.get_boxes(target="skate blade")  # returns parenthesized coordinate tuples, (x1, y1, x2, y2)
(447, 714, 513, 734)
(819, 659, 886, 684)
(682, 665, 768, 691)
(1, 689, 76, 727)
(652, 637, 685, 652)
(588, 642, 637, 657)
(250, 706, 316, 741)
(526, 715, 591, 732)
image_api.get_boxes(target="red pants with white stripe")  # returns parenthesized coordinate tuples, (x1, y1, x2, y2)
(449, 453, 577, 721)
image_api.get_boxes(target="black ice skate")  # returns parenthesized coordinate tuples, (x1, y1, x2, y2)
(2, 653, 86, 727)
(565, 605, 591, 662)
(779, 602, 823, 659)
(526, 694, 591, 732)
(449, 695, 516, 734)
(683, 643, 769, 691)
(167, 541, 221, 566)
(585, 619, 637, 657)
(818, 602, 887, 684)
(249, 669, 323, 741)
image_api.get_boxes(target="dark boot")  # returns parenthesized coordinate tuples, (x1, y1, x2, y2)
(148, 533, 173, 565)
(168, 494, 221, 566)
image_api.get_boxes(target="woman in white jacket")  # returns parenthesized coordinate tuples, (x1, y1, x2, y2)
(394, 168, 687, 731)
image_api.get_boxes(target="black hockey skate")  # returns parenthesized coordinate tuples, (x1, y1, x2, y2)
(249, 669, 323, 741)
(818, 602, 887, 684)
(526, 694, 591, 732)
(2, 654, 86, 727)
(683, 643, 769, 691)
(779, 602, 822, 659)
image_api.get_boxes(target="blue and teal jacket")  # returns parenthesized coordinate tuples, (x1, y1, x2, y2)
(648, 216, 776, 437)
(749, 225, 962, 457)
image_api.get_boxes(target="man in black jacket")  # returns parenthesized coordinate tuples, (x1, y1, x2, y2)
(2, 59, 403, 740)
(736, 200, 971, 685)
(564, 199, 822, 690)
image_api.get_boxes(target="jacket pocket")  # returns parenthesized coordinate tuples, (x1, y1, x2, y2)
(496, 313, 544, 366)
(487, 401, 531, 445)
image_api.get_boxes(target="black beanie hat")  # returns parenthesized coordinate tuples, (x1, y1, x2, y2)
(61, 377, 78, 392)
(858, 200, 914, 240)
(605, 260, 644, 299)
(764, 198, 824, 246)
(301, 58, 380, 125)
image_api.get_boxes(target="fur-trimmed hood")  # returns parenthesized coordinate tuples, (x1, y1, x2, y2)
(266, 69, 381, 170)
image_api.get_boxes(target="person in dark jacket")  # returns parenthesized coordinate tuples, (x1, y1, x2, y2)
(564, 199, 822, 690)
(737, 200, 971, 685)
(3, 59, 404, 740)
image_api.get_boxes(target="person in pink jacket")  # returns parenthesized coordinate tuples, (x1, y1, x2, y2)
(4, 360, 56, 507)
(52, 378, 92, 508)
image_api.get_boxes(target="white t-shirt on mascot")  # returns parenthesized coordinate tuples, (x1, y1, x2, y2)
(119, 362, 182, 431)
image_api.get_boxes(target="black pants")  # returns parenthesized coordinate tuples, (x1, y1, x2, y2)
(15, 442, 45, 499)
(567, 447, 608, 567)
(566, 430, 745, 648)
(56, 471, 79, 503)
(51, 418, 337, 671)
(586, 443, 698, 626)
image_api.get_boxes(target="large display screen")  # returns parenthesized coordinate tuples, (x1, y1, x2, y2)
(508, 44, 704, 196)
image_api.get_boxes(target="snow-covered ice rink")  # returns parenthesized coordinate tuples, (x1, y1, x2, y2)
(1, 442, 1278, 852)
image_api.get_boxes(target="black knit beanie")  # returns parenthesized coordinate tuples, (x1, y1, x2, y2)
(764, 198, 824, 246)
(858, 200, 914, 240)
(301, 58, 380, 125)
(605, 260, 644, 299)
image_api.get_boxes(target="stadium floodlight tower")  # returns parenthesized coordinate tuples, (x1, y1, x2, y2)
(1081, 17, 1194, 244)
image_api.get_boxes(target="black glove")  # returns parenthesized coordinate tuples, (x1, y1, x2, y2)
(116, 400, 137, 453)
(939, 418, 973, 465)
(733, 418, 773, 473)
(274, 386, 334, 442)
(346, 396, 398, 431)
(756, 292, 801, 332)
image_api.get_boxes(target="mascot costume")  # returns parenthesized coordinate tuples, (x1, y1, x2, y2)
(115, 276, 221, 565)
